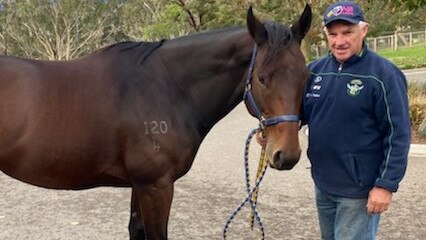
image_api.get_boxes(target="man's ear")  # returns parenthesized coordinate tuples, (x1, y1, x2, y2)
(361, 23, 369, 38)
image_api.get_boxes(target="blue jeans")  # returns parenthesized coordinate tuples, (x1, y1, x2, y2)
(315, 186, 381, 240)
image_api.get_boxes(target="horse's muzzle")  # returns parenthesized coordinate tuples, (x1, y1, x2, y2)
(269, 149, 301, 170)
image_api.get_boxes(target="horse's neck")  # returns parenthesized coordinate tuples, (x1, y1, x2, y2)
(159, 29, 253, 137)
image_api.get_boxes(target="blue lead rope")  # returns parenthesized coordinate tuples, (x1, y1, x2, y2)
(222, 128, 268, 240)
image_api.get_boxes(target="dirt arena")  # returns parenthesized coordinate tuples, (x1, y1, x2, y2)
(1, 104, 425, 240)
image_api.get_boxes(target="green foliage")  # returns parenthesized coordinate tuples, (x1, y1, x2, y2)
(143, 4, 189, 40)
(213, 4, 245, 28)
(378, 46, 426, 69)
(367, 0, 426, 10)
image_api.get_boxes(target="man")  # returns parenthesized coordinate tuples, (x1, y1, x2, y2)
(302, 1, 410, 239)
(258, 1, 410, 239)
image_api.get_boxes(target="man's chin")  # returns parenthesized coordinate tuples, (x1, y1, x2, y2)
(334, 52, 350, 63)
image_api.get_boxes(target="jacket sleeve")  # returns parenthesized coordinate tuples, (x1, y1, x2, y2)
(300, 90, 308, 128)
(373, 69, 411, 192)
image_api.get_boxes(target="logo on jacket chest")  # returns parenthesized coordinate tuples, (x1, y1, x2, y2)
(347, 79, 364, 97)
(305, 76, 323, 98)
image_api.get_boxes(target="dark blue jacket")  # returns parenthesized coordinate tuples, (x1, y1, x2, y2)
(302, 46, 411, 198)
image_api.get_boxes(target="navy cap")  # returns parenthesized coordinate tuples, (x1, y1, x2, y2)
(323, 1, 364, 26)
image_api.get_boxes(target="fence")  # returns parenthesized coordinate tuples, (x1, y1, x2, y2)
(313, 27, 426, 57)
(367, 28, 426, 51)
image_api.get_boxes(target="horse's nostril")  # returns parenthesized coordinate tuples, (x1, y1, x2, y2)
(272, 150, 300, 170)
(274, 151, 284, 163)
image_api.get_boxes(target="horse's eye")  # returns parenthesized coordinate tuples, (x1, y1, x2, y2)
(258, 75, 266, 85)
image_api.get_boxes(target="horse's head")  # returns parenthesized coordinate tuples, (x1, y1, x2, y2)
(244, 5, 312, 170)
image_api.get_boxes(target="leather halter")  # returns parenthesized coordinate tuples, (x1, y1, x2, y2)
(243, 44, 300, 130)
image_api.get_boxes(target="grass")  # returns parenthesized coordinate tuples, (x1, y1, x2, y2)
(377, 46, 426, 69)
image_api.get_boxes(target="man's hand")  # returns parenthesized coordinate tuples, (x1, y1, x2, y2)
(366, 186, 393, 214)
(255, 131, 267, 148)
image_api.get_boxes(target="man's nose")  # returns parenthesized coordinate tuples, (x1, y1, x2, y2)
(334, 34, 346, 46)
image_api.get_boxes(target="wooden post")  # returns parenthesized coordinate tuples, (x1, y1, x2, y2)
(391, 35, 394, 50)
(316, 45, 320, 58)
(394, 31, 398, 51)
(374, 38, 377, 52)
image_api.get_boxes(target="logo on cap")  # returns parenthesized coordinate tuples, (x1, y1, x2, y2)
(327, 5, 355, 18)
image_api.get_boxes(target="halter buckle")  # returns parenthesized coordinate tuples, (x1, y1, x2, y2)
(259, 116, 266, 130)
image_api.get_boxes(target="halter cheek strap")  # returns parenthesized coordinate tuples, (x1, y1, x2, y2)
(243, 44, 300, 130)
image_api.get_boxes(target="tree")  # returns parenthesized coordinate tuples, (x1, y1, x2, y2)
(141, 2, 193, 40)
(169, 0, 217, 32)
(1, 0, 424, 60)
(118, 0, 169, 40)
(0, 0, 119, 60)
(0, 0, 16, 55)
(369, 0, 426, 10)
(120, 0, 241, 40)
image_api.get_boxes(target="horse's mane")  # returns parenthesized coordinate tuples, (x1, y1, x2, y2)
(95, 21, 292, 66)
(174, 26, 243, 42)
(98, 40, 165, 65)
(263, 21, 294, 64)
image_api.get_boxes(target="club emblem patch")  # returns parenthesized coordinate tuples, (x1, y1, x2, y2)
(314, 76, 322, 83)
(346, 79, 364, 96)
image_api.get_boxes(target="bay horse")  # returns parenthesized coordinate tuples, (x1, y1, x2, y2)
(0, 5, 312, 240)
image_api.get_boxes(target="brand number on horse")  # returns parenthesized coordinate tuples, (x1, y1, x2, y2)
(144, 121, 168, 135)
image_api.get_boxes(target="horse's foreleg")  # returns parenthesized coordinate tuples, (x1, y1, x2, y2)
(129, 189, 146, 240)
(133, 183, 174, 240)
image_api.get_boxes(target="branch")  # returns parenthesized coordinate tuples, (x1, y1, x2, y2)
(171, 0, 199, 31)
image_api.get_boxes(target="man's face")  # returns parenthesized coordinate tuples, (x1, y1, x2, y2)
(325, 21, 368, 63)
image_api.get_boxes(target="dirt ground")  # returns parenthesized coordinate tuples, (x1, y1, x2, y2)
(1, 104, 425, 240)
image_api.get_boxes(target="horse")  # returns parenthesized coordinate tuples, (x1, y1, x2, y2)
(0, 4, 312, 240)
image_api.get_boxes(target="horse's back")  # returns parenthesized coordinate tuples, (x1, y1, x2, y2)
(0, 40, 202, 190)
(0, 54, 129, 188)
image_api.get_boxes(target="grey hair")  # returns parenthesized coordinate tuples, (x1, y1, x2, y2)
(358, 21, 368, 28)
(323, 21, 369, 33)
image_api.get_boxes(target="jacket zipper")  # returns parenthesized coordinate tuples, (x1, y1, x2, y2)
(332, 64, 343, 97)
(338, 64, 343, 75)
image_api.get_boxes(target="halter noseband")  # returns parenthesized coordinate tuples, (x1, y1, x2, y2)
(243, 44, 300, 130)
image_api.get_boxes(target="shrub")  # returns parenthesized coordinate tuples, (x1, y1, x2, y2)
(408, 81, 426, 127)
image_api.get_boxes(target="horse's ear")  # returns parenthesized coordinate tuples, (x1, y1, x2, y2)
(247, 6, 267, 45)
(291, 4, 312, 43)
